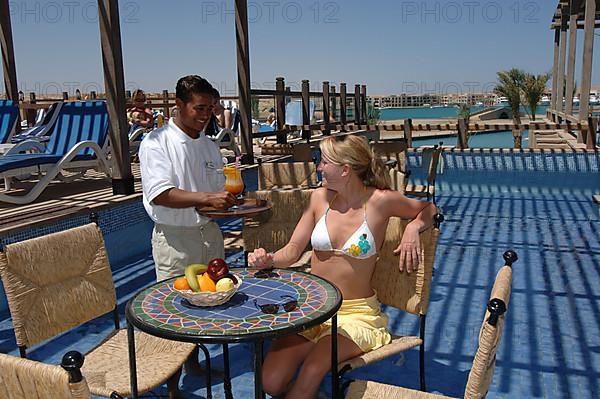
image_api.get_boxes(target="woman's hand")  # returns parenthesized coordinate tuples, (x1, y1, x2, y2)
(248, 248, 274, 269)
(393, 224, 421, 274)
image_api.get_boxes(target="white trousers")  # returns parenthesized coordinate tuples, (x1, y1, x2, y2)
(151, 222, 224, 281)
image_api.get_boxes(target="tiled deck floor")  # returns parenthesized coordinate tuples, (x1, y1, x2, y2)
(0, 151, 599, 398)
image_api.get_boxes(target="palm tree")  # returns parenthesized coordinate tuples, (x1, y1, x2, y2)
(522, 73, 550, 121)
(366, 101, 381, 125)
(495, 69, 526, 148)
(458, 104, 473, 144)
(495, 69, 525, 124)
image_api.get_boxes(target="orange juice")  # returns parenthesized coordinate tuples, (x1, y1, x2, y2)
(223, 166, 244, 196)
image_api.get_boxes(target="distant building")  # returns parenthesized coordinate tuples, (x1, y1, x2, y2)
(368, 92, 497, 108)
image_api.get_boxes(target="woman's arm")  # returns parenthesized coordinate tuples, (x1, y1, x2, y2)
(248, 189, 321, 268)
(380, 190, 437, 274)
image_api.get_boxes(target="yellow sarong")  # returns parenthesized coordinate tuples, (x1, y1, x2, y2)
(298, 293, 391, 353)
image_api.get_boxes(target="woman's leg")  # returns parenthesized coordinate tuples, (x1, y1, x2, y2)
(261, 334, 314, 397)
(285, 334, 363, 399)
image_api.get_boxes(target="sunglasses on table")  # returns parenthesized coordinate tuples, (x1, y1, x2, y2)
(254, 295, 298, 314)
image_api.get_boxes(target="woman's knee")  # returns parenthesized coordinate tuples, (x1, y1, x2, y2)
(296, 356, 330, 385)
(261, 365, 292, 396)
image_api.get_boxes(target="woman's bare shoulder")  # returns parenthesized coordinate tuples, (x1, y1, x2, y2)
(309, 187, 334, 209)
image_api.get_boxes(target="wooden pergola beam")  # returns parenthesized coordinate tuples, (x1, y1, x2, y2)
(235, 0, 254, 164)
(0, 0, 20, 132)
(97, 0, 134, 194)
(579, 0, 597, 122)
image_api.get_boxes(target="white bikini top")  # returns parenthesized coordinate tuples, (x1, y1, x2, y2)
(310, 192, 378, 259)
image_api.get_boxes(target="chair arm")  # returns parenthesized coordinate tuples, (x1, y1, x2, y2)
(4, 139, 46, 155)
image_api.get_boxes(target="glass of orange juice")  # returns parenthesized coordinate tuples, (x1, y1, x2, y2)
(223, 166, 244, 207)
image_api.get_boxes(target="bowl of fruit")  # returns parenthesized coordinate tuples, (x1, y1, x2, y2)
(173, 258, 241, 307)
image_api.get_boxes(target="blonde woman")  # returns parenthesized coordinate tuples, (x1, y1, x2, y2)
(248, 135, 437, 399)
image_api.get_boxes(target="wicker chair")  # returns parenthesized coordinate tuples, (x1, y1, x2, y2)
(257, 161, 318, 190)
(339, 214, 443, 392)
(0, 350, 101, 399)
(243, 189, 313, 270)
(404, 145, 443, 204)
(346, 250, 517, 399)
(0, 223, 196, 398)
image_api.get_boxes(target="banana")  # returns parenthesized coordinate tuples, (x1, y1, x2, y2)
(184, 263, 208, 292)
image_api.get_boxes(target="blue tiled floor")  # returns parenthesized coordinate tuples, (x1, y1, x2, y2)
(1, 152, 599, 398)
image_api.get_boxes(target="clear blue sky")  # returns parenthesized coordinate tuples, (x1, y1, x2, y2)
(3, 0, 599, 97)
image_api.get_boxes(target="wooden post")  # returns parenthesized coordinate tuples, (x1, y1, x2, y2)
(25, 92, 37, 128)
(565, 0, 580, 115)
(551, 27, 560, 116)
(162, 89, 170, 118)
(361, 85, 368, 124)
(0, 0, 20, 132)
(301, 80, 311, 141)
(587, 117, 598, 149)
(354, 84, 361, 124)
(322, 81, 330, 135)
(97, 0, 134, 195)
(404, 119, 413, 148)
(275, 76, 287, 144)
(330, 85, 337, 121)
(457, 118, 468, 149)
(235, 0, 254, 164)
(578, 0, 596, 126)
(556, 5, 569, 113)
(340, 83, 347, 128)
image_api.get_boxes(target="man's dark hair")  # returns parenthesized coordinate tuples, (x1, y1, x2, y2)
(209, 87, 220, 100)
(176, 75, 214, 103)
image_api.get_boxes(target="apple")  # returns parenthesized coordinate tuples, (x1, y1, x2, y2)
(207, 258, 229, 281)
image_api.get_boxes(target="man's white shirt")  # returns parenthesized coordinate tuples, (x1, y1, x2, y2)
(139, 119, 225, 227)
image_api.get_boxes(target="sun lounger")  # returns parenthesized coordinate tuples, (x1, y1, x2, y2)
(0, 100, 20, 153)
(0, 102, 64, 156)
(0, 101, 111, 204)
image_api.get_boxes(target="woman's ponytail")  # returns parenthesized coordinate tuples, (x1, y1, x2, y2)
(364, 151, 392, 190)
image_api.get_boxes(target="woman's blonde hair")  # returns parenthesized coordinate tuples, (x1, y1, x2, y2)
(320, 135, 391, 190)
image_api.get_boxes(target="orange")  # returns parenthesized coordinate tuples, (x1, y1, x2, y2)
(174, 277, 191, 291)
(198, 273, 217, 292)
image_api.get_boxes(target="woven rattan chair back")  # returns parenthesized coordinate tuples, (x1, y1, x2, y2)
(244, 189, 313, 253)
(345, 252, 515, 399)
(257, 162, 318, 190)
(423, 145, 442, 184)
(371, 217, 439, 316)
(0, 352, 91, 399)
(0, 223, 116, 349)
(371, 141, 409, 173)
(464, 265, 513, 399)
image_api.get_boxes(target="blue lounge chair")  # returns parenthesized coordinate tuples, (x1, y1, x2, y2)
(0, 100, 20, 145)
(0, 101, 111, 204)
(209, 107, 242, 155)
(10, 102, 63, 144)
(0, 102, 65, 157)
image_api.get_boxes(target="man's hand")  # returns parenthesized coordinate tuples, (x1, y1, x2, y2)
(393, 224, 421, 274)
(203, 192, 237, 209)
(248, 248, 274, 269)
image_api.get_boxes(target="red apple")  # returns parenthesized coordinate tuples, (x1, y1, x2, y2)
(207, 258, 229, 281)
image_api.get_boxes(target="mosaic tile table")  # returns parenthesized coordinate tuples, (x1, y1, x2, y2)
(126, 268, 343, 399)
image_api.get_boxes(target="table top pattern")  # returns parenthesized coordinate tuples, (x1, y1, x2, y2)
(127, 269, 341, 342)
